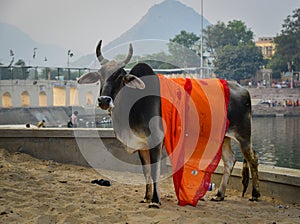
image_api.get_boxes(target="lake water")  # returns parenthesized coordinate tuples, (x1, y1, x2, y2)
(234, 117, 300, 169)
(98, 117, 300, 169)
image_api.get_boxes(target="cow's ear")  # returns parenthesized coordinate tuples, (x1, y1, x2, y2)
(123, 74, 145, 89)
(77, 72, 100, 84)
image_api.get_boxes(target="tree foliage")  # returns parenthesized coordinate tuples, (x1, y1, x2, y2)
(215, 43, 263, 81)
(204, 21, 230, 57)
(127, 51, 179, 70)
(269, 8, 300, 76)
(227, 20, 253, 45)
(168, 30, 200, 67)
(204, 20, 264, 81)
(205, 20, 253, 58)
(169, 30, 200, 51)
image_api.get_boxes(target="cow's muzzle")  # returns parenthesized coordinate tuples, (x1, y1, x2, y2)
(98, 96, 114, 110)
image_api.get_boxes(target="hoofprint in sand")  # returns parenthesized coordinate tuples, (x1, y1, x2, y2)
(0, 148, 299, 224)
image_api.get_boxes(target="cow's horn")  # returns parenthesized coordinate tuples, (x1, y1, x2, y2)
(96, 40, 109, 65)
(122, 43, 133, 65)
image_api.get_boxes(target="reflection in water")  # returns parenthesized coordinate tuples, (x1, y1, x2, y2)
(234, 117, 300, 169)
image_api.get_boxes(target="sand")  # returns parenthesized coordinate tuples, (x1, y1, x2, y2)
(0, 148, 299, 224)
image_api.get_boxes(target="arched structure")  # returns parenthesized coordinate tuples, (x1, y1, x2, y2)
(2, 92, 12, 108)
(53, 87, 66, 106)
(21, 91, 30, 107)
(0, 80, 99, 107)
(70, 87, 79, 106)
(39, 91, 47, 107)
(86, 91, 94, 106)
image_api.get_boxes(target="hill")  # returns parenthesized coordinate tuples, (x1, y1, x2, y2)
(0, 22, 82, 67)
(73, 0, 210, 68)
(104, 0, 209, 52)
(0, 0, 210, 68)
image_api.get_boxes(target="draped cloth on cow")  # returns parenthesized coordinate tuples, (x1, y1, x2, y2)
(158, 75, 230, 206)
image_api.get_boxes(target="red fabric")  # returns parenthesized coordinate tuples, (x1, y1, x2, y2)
(158, 75, 230, 206)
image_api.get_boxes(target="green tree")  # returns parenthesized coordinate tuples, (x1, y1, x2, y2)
(168, 30, 200, 68)
(123, 51, 178, 70)
(14, 59, 26, 66)
(215, 43, 264, 81)
(269, 8, 300, 76)
(169, 30, 200, 50)
(204, 21, 232, 57)
(139, 51, 178, 69)
(204, 20, 263, 81)
(227, 20, 253, 45)
(204, 20, 253, 58)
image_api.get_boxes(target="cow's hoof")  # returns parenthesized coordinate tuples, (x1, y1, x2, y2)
(249, 197, 259, 202)
(149, 202, 161, 209)
(140, 198, 151, 203)
(211, 196, 224, 202)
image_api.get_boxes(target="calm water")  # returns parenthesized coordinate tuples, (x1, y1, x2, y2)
(98, 117, 300, 169)
(234, 117, 300, 169)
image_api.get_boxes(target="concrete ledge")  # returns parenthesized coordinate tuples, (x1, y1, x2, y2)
(0, 127, 116, 138)
(0, 128, 144, 173)
(212, 162, 300, 204)
(0, 128, 299, 204)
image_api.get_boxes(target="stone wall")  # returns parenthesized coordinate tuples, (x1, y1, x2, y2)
(248, 87, 299, 102)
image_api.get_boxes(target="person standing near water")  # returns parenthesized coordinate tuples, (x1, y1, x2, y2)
(68, 111, 78, 128)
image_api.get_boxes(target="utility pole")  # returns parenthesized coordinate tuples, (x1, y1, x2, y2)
(291, 61, 294, 88)
(200, 0, 203, 79)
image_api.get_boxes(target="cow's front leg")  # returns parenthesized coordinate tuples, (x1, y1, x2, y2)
(138, 150, 152, 203)
(212, 137, 236, 201)
(149, 146, 162, 208)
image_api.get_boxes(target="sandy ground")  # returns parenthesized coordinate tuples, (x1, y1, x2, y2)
(0, 148, 299, 224)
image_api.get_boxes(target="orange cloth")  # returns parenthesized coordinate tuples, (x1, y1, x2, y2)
(158, 75, 230, 206)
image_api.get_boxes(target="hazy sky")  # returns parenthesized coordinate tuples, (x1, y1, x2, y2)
(0, 0, 299, 54)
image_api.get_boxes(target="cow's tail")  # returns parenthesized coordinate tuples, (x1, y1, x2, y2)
(241, 159, 249, 197)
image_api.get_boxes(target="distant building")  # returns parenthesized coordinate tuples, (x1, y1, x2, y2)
(255, 37, 275, 59)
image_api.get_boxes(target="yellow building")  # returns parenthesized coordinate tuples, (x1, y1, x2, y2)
(255, 37, 276, 59)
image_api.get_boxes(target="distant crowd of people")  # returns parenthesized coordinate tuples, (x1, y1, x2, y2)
(263, 99, 300, 107)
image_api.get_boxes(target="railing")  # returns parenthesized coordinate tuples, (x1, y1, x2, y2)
(0, 65, 214, 81)
(0, 65, 97, 81)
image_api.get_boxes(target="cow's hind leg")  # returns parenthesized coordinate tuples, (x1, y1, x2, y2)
(212, 137, 236, 201)
(242, 145, 260, 201)
(138, 150, 152, 203)
(236, 136, 260, 201)
(242, 159, 250, 197)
